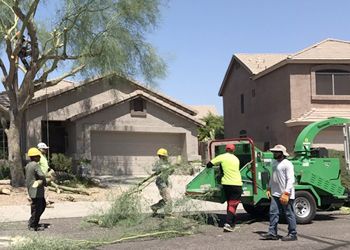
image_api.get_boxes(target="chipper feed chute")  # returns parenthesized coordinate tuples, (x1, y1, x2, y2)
(185, 167, 226, 203)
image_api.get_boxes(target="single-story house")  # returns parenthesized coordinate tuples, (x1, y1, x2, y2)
(0, 74, 207, 176)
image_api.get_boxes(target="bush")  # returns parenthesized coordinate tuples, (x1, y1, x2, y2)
(50, 153, 73, 173)
(328, 150, 350, 189)
(0, 160, 11, 180)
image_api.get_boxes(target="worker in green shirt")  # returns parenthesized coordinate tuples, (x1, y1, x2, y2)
(207, 144, 242, 232)
(150, 148, 174, 217)
(25, 147, 47, 231)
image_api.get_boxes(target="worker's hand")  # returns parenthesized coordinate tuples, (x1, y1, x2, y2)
(266, 188, 271, 199)
(32, 180, 43, 188)
(279, 192, 290, 205)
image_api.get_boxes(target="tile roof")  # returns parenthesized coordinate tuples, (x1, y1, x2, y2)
(285, 108, 350, 126)
(191, 105, 219, 120)
(234, 54, 288, 75)
(236, 39, 350, 77)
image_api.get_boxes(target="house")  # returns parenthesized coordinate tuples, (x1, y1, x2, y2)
(0, 74, 205, 176)
(219, 38, 350, 152)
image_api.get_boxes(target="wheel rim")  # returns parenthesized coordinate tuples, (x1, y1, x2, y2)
(294, 197, 311, 218)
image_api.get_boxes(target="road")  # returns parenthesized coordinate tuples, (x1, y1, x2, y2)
(1, 210, 349, 249)
(97, 211, 350, 250)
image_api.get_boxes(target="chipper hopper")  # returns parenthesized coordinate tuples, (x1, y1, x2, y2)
(186, 117, 350, 224)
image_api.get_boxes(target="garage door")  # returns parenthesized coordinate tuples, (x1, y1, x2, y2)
(91, 131, 185, 176)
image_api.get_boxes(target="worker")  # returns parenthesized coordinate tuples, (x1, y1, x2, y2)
(207, 144, 242, 232)
(37, 142, 55, 207)
(25, 147, 47, 231)
(150, 148, 174, 217)
(15, 32, 31, 70)
(262, 144, 297, 241)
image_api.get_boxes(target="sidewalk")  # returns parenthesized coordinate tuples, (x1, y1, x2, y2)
(0, 175, 243, 222)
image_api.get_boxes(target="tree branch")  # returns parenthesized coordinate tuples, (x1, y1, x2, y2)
(0, 59, 8, 79)
(34, 64, 85, 91)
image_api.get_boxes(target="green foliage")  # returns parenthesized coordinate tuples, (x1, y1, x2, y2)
(59, 0, 166, 83)
(328, 150, 350, 189)
(10, 236, 85, 250)
(198, 113, 224, 142)
(91, 192, 146, 227)
(50, 153, 72, 173)
(0, 160, 10, 179)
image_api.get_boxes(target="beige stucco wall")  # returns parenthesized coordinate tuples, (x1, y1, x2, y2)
(222, 61, 292, 150)
(26, 77, 132, 148)
(223, 62, 350, 153)
(74, 101, 199, 175)
(24, 76, 201, 176)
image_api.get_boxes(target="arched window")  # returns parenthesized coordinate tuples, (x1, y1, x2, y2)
(315, 69, 350, 95)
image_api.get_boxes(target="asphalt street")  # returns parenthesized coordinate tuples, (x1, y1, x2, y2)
(1, 210, 349, 250)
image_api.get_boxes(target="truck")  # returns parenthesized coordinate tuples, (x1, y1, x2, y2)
(186, 117, 350, 224)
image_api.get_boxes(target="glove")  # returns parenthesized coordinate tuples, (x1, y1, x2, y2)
(279, 192, 290, 205)
(32, 180, 43, 188)
(266, 188, 271, 199)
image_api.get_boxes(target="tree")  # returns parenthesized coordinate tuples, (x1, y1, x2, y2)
(0, 0, 166, 186)
(198, 113, 224, 142)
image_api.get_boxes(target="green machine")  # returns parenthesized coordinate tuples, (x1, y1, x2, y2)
(186, 117, 350, 224)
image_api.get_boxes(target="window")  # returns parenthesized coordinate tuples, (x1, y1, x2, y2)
(130, 97, 146, 117)
(240, 94, 244, 114)
(315, 70, 350, 95)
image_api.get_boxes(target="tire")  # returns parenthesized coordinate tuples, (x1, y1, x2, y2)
(294, 191, 316, 224)
(243, 204, 269, 217)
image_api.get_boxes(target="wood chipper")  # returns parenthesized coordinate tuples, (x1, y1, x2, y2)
(186, 117, 350, 224)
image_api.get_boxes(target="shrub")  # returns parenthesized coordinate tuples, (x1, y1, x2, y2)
(0, 160, 11, 180)
(328, 150, 350, 189)
(50, 153, 73, 173)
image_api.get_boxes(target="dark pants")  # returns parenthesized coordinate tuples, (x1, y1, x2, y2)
(223, 185, 242, 226)
(28, 197, 46, 229)
(268, 196, 297, 236)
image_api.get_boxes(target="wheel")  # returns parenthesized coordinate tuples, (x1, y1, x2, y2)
(294, 191, 316, 224)
(243, 204, 269, 217)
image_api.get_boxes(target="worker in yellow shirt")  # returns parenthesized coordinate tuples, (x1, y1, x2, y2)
(207, 144, 242, 232)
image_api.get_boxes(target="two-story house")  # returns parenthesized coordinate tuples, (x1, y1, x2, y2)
(219, 39, 350, 152)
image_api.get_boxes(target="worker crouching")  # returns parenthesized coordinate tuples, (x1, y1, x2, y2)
(150, 148, 174, 217)
(25, 147, 47, 231)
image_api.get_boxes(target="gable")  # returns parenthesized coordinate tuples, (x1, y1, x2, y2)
(69, 91, 204, 126)
(220, 39, 350, 96)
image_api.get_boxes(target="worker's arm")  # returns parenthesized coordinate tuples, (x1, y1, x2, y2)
(284, 161, 295, 194)
(207, 154, 223, 168)
(35, 167, 47, 187)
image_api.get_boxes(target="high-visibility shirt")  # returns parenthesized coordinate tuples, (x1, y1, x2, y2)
(210, 152, 242, 186)
(38, 153, 49, 175)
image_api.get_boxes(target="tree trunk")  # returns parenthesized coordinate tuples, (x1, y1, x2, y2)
(6, 111, 25, 187)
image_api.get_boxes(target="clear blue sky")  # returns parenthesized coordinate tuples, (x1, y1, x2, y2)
(147, 0, 350, 114)
(3, 1, 350, 116)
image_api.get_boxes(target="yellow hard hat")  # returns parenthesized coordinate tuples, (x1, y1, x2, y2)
(157, 148, 168, 157)
(27, 147, 41, 157)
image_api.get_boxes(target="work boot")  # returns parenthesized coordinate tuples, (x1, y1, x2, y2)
(28, 225, 45, 231)
(262, 233, 279, 240)
(223, 223, 234, 232)
(281, 234, 298, 241)
(150, 205, 158, 217)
